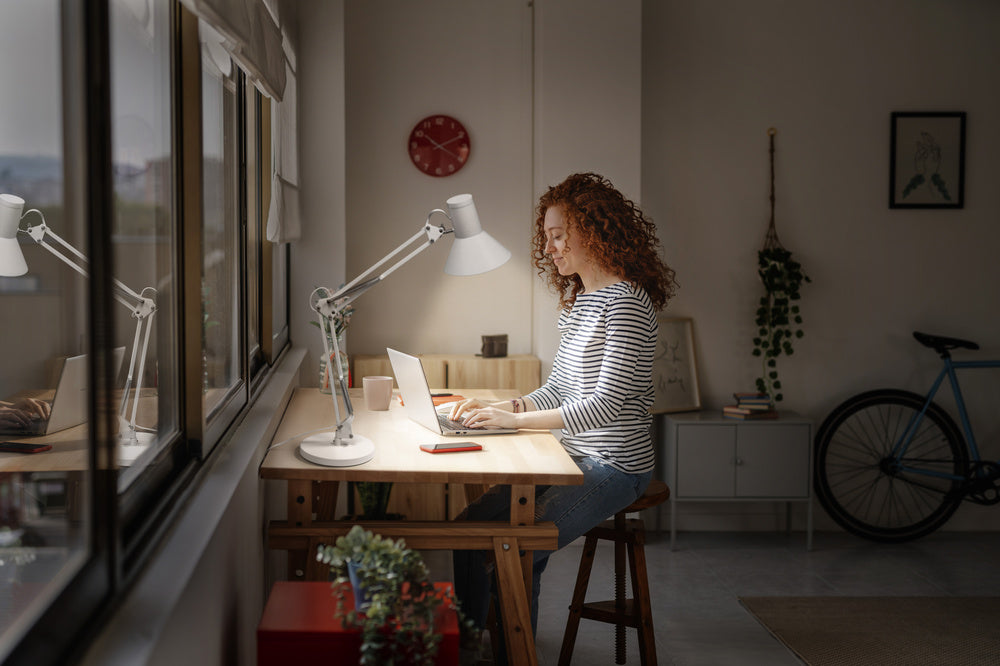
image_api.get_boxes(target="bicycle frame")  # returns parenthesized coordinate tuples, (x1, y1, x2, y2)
(893, 357, 1000, 481)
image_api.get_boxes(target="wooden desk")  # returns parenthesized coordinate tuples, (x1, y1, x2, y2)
(261, 387, 583, 666)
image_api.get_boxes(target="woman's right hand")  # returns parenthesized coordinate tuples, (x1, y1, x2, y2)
(447, 398, 490, 421)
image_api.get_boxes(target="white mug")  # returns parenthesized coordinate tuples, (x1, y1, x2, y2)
(362, 376, 394, 411)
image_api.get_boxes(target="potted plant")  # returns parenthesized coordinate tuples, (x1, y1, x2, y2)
(316, 525, 469, 665)
(751, 128, 810, 403)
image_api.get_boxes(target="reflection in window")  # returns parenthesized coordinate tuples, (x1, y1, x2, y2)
(201, 21, 242, 417)
(0, 0, 88, 656)
(110, 0, 177, 482)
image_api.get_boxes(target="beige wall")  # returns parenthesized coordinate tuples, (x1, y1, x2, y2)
(341, 0, 534, 359)
(642, 0, 1000, 531)
(294, 0, 1000, 533)
(532, 0, 643, 376)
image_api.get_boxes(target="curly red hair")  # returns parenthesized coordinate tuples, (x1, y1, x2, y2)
(531, 173, 677, 310)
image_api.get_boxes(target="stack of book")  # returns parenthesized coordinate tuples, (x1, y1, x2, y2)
(723, 392, 778, 420)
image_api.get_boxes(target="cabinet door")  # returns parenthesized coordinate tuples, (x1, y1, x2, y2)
(447, 355, 541, 393)
(735, 424, 810, 497)
(676, 424, 735, 497)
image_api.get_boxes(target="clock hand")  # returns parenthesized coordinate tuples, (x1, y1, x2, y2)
(434, 134, 464, 149)
(421, 134, 460, 159)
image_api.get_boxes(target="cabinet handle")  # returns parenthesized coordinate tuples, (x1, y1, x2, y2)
(734, 457, 744, 466)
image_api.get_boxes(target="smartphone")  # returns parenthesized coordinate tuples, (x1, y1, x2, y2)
(0, 442, 53, 454)
(419, 442, 483, 454)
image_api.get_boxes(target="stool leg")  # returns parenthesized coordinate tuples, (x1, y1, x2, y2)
(627, 520, 657, 666)
(558, 534, 599, 666)
(614, 512, 627, 664)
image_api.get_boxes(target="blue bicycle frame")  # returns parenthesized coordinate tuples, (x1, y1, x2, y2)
(892, 357, 1000, 482)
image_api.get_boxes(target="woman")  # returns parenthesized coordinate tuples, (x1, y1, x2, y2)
(451, 172, 677, 656)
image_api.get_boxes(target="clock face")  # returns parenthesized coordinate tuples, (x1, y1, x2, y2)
(408, 115, 471, 177)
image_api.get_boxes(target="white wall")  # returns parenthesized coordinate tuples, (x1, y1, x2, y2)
(292, 0, 347, 384)
(532, 0, 643, 376)
(292, 0, 1000, 531)
(296, 0, 642, 379)
(642, 0, 1000, 530)
(341, 0, 534, 359)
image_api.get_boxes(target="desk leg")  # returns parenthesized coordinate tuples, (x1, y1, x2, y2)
(493, 536, 538, 666)
(314, 480, 340, 521)
(284, 480, 340, 580)
(509, 484, 535, 599)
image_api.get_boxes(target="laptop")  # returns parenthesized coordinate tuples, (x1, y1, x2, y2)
(0, 348, 125, 436)
(386, 347, 518, 436)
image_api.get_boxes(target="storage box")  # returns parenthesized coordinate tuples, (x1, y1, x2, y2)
(257, 581, 459, 665)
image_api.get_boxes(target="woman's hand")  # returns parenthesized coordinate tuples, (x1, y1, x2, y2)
(459, 406, 518, 430)
(11, 398, 51, 421)
(447, 398, 491, 421)
(0, 398, 51, 429)
(447, 398, 517, 429)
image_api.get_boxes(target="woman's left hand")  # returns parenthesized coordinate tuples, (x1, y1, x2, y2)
(461, 406, 517, 430)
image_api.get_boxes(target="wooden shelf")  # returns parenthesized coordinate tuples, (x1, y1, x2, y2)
(353, 353, 541, 395)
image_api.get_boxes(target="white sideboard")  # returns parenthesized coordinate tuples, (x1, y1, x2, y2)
(660, 411, 813, 549)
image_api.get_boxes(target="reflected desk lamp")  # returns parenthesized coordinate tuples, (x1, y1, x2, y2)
(0, 193, 156, 464)
(303, 193, 510, 467)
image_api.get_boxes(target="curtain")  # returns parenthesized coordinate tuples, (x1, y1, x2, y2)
(180, 0, 299, 242)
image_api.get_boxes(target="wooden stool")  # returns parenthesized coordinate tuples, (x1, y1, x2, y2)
(558, 480, 670, 666)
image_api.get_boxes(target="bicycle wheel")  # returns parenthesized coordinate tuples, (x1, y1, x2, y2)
(814, 389, 968, 542)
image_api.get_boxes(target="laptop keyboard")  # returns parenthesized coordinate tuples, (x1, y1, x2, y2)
(437, 414, 484, 431)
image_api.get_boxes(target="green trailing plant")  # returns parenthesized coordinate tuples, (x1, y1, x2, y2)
(751, 128, 810, 403)
(753, 246, 809, 402)
(316, 525, 470, 665)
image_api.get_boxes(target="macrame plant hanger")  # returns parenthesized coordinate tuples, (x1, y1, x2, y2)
(763, 127, 783, 252)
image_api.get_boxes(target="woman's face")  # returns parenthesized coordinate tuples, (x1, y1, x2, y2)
(543, 205, 584, 276)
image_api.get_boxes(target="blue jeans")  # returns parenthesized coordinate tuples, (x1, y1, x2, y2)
(452, 455, 652, 638)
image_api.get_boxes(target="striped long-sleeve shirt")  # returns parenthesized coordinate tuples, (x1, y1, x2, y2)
(525, 281, 657, 473)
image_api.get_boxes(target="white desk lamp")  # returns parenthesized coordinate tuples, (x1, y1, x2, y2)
(302, 193, 511, 467)
(0, 193, 156, 464)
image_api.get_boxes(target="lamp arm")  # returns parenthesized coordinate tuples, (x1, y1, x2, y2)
(19, 210, 157, 449)
(315, 214, 451, 313)
(20, 212, 151, 310)
(310, 212, 454, 448)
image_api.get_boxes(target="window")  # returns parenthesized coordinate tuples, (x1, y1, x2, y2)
(110, 0, 179, 487)
(0, 1, 87, 656)
(200, 21, 248, 443)
(0, 2, 289, 662)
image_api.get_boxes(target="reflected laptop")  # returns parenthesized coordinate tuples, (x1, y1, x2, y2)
(387, 347, 517, 436)
(0, 348, 125, 436)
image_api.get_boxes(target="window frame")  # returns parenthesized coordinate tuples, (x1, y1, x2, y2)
(1, 2, 289, 663)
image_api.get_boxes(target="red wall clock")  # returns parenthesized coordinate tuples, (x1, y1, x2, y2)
(408, 114, 471, 177)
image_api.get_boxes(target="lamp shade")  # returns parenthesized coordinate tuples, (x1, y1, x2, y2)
(0, 194, 28, 277)
(443, 194, 511, 276)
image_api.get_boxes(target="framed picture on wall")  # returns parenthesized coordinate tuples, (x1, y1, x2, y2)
(889, 111, 966, 209)
(650, 317, 701, 414)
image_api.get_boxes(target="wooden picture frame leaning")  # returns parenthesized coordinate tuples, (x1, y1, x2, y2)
(650, 316, 701, 414)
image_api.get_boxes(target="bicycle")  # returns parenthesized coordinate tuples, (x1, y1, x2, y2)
(814, 331, 1000, 542)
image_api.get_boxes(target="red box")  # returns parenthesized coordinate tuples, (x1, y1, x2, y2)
(257, 581, 459, 665)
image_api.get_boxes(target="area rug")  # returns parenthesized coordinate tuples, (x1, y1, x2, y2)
(740, 596, 1000, 666)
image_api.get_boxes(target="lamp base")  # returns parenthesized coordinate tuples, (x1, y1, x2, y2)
(117, 430, 155, 465)
(299, 433, 375, 467)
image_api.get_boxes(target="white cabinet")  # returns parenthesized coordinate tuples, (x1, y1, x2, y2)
(661, 411, 813, 549)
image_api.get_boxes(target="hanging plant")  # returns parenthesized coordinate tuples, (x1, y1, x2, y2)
(751, 128, 810, 402)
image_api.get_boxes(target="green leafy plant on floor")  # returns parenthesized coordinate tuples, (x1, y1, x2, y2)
(316, 525, 470, 665)
(751, 128, 810, 403)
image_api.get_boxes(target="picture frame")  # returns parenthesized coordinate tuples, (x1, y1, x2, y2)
(650, 317, 701, 414)
(889, 111, 966, 209)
